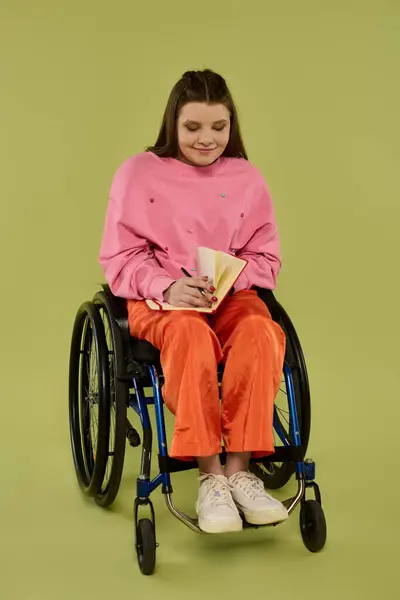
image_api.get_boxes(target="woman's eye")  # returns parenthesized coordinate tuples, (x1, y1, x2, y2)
(184, 125, 226, 132)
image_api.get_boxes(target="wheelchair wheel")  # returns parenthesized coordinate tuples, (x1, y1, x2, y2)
(136, 519, 156, 575)
(300, 499, 327, 552)
(69, 302, 110, 496)
(251, 304, 311, 489)
(92, 292, 128, 508)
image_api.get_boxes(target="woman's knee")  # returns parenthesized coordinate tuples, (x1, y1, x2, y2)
(235, 313, 271, 334)
(233, 313, 285, 349)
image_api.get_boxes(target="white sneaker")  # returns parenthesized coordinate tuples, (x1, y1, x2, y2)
(228, 471, 289, 525)
(196, 474, 243, 534)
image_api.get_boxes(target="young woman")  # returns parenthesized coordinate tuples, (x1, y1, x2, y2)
(99, 69, 288, 534)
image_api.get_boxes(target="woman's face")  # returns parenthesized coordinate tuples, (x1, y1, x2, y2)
(177, 102, 231, 167)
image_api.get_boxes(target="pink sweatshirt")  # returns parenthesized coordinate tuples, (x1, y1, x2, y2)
(99, 152, 281, 302)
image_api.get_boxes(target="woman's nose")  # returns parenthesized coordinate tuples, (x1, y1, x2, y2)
(197, 133, 214, 146)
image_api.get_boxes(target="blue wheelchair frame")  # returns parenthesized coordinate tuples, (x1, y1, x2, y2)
(130, 360, 317, 533)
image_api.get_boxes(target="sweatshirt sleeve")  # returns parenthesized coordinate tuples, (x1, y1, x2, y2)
(98, 158, 176, 301)
(234, 173, 282, 292)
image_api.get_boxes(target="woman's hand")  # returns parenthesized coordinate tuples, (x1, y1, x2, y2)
(163, 276, 217, 308)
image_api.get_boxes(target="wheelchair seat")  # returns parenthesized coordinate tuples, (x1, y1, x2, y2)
(130, 337, 161, 365)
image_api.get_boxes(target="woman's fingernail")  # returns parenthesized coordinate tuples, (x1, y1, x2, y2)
(212, 296, 218, 302)
(210, 286, 216, 292)
(202, 276, 208, 281)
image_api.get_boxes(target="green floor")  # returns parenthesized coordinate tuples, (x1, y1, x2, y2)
(1, 356, 398, 599)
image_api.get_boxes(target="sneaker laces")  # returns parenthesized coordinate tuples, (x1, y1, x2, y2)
(229, 471, 272, 501)
(199, 474, 235, 508)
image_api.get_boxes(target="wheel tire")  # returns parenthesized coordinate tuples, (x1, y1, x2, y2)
(250, 304, 311, 489)
(93, 292, 128, 508)
(136, 519, 156, 575)
(69, 302, 110, 496)
(300, 500, 327, 552)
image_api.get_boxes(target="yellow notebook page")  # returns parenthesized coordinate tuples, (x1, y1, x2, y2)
(215, 251, 246, 299)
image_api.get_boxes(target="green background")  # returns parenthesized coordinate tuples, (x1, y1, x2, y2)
(1, 1, 399, 598)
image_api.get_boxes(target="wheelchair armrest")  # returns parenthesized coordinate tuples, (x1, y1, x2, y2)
(254, 287, 282, 323)
(99, 283, 134, 365)
(99, 284, 161, 371)
(100, 283, 129, 327)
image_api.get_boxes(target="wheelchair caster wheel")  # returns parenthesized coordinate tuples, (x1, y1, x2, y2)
(300, 499, 327, 552)
(135, 518, 156, 575)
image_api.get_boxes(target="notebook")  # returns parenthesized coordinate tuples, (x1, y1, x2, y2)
(146, 247, 247, 313)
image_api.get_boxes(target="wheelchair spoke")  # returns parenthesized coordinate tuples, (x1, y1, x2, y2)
(277, 405, 289, 416)
(87, 338, 100, 463)
(96, 305, 118, 494)
(90, 422, 98, 445)
(102, 409, 115, 489)
(90, 355, 98, 394)
(277, 406, 290, 427)
(80, 333, 94, 474)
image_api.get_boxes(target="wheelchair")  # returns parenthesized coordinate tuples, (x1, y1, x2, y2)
(69, 284, 327, 575)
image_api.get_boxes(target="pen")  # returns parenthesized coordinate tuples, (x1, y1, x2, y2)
(181, 267, 207, 298)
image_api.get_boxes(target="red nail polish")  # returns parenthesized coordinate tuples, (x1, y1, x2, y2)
(210, 286, 216, 292)
(212, 296, 218, 302)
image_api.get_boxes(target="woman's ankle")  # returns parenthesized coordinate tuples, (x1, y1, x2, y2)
(197, 454, 224, 476)
(224, 451, 251, 478)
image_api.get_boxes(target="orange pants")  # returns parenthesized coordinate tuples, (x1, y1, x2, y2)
(127, 290, 286, 459)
